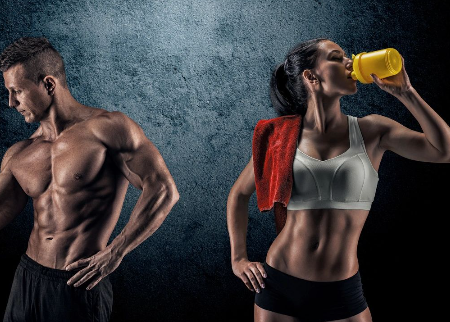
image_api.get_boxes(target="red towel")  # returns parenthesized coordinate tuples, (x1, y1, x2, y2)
(252, 114, 302, 234)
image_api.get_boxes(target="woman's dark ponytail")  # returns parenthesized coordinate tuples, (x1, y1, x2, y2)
(270, 38, 329, 116)
(270, 63, 297, 116)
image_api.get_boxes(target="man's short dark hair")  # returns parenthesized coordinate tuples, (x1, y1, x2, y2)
(0, 37, 67, 87)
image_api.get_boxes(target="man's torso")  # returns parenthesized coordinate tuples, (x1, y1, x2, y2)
(9, 110, 129, 268)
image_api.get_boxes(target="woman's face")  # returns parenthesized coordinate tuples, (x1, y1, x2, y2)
(310, 41, 357, 97)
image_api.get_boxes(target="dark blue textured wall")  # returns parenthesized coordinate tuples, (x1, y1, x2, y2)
(1, 0, 449, 321)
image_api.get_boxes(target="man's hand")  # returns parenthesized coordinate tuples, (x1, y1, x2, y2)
(66, 248, 123, 290)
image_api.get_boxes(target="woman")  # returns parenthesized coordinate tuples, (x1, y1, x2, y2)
(227, 38, 450, 322)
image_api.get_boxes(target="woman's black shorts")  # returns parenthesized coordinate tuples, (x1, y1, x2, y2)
(255, 262, 368, 322)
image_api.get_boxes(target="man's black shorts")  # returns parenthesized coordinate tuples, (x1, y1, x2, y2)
(3, 254, 113, 322)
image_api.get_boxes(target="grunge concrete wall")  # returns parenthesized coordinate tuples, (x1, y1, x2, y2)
(1, 0, 448, 321)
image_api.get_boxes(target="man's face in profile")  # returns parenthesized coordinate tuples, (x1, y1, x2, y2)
(3, 64, 51, 123)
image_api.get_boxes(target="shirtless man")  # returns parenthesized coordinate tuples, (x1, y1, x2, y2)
(0, 37, 179, 322)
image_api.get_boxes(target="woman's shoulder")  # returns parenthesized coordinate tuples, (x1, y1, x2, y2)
(355, 113, 393, 130)
(257, 114, 302, 123)
(354, 113, 395, 143)
(255, 114, 302, 131)
(253, 114, 302, 144)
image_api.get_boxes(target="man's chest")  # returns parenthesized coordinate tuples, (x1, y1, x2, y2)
(11, 134, 111, 197)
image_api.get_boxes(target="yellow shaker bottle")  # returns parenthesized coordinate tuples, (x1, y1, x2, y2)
(351, 48, 402, 84)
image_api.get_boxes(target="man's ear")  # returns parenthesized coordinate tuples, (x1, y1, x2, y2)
(43, 76, 56, 95)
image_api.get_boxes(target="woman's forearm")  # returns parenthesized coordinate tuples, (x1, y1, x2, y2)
(397, 87, 450, 154)
(227, 191, 251, 264)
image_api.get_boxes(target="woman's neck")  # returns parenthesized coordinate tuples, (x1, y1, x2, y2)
(303, 95, 344, 133)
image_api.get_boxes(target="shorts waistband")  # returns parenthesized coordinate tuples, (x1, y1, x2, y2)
(264, 262, 361, 285)
(19, 254, 77, 280)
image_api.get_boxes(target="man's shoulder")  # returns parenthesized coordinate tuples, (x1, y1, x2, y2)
(4, 139, 33, 156)
(83, 109, 137, 136)
(86, 110, 146, 149)
(87, 109, 136, 129)
(1, 139, 33, 169)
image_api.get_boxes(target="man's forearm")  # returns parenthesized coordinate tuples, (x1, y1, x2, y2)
(108, 180, 179, 258)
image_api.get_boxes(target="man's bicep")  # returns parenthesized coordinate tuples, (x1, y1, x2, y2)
(97, 111, 175, 189)
(0, 144, 28, 205)
(118, 139, 175, 191)
(0, 170, 28, 227)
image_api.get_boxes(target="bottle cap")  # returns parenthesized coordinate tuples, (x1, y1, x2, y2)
(385, 48, 402, 75)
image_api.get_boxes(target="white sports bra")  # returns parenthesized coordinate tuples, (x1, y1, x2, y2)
(287, 115, 379, 211)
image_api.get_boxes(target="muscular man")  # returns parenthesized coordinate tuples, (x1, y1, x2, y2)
(0, 37, 179, 322)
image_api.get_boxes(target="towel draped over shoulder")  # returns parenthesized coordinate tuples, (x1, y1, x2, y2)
(252, 114, 302, 234)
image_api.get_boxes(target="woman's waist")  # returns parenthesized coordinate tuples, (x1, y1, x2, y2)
(265, 230, 360, 281)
